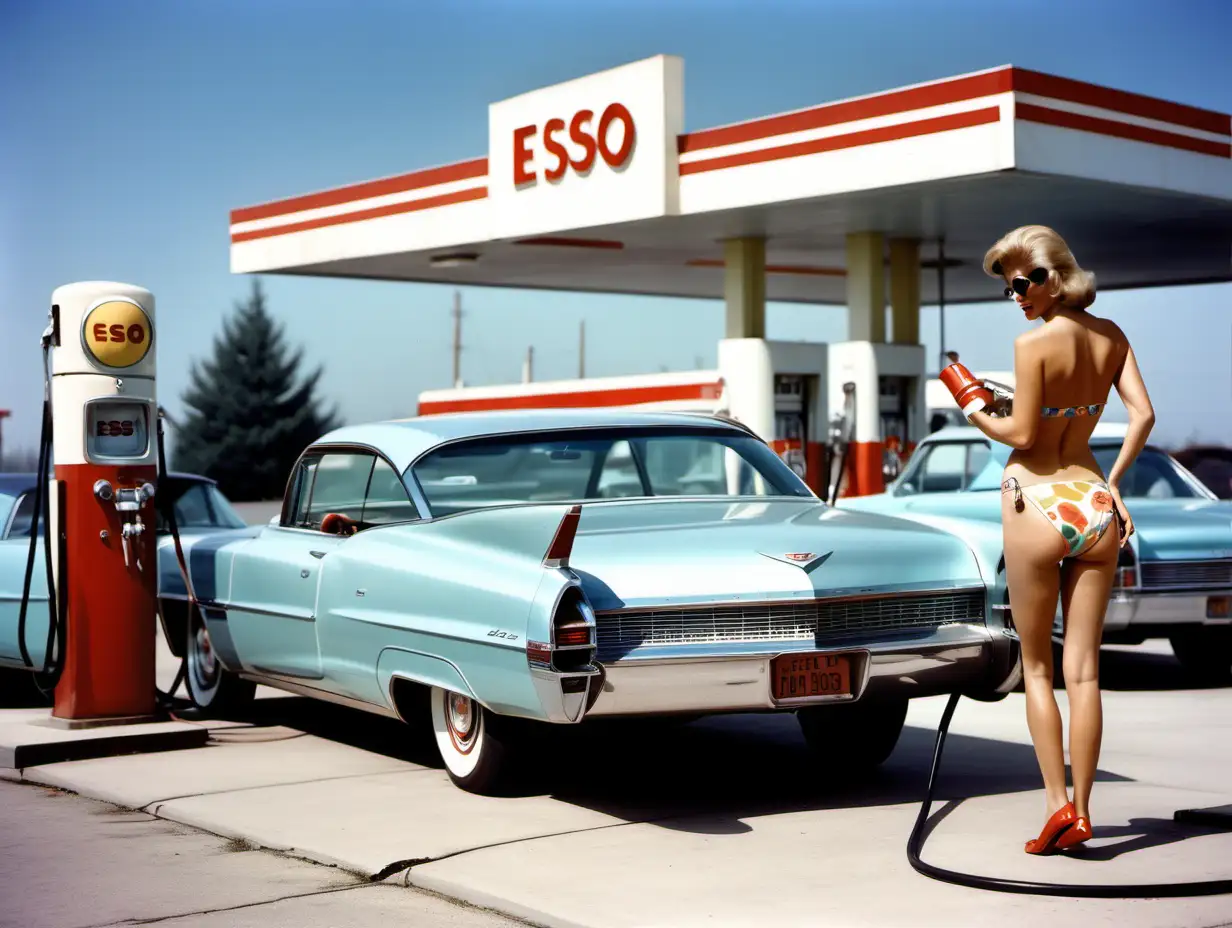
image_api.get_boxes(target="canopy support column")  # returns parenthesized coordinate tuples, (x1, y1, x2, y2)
(723, 237, 766, 339)
(889, 238, 920, 345)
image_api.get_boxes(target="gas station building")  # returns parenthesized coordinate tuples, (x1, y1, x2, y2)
(229, 56, 1232, 495)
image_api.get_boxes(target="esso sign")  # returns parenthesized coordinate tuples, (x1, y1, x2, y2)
(95, 419, 137, 437)
(81, 298, 153, 369)
(513, 103, 636, 186)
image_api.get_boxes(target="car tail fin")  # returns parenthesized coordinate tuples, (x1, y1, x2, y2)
(543, 505, 582, 569)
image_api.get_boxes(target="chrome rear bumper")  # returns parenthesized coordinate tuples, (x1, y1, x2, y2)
(584, 623, 1016, 717)
(1103, 588, 1232, 632)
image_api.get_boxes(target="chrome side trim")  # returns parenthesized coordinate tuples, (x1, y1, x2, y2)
(237, 672, 401, 719)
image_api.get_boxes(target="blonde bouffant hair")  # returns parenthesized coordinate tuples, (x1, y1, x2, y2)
(982, 225, 1096, 311)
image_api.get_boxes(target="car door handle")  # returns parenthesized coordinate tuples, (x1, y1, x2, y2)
(309, 550, 327, 559)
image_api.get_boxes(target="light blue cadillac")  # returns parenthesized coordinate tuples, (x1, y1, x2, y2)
(2, 410, 1023, 792)
(148, 409, 1026, 793)
(839, 422, 1232, 683)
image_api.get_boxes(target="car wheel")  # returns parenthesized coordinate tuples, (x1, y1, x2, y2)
(429, 686, 513, 794)
(184, 607, 256, 713)
(1168, 628, 1232, 685)
(796, 697, 908, 771)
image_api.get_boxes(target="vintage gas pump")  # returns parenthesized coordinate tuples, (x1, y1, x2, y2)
(827, 341, 927, 497)
(47, 281, 160, 725)
(717, 338, 829, 496)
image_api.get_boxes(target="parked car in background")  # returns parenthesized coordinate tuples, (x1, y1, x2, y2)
(0, 470, 256, 702)
(155, 409, 1022, 793)
(839, 422, 1232, 683)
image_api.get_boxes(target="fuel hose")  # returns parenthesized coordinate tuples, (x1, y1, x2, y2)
(908, 691, 1232, 897)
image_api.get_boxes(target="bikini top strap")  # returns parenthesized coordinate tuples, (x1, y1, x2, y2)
(1040, 403, 1104, 419)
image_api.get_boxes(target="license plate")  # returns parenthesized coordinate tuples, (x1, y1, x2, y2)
(1208, 596, 1230, 620)
(771, 653, 852, 701)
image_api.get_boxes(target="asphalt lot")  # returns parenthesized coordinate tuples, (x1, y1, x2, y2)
(3, 635, 1232, 928)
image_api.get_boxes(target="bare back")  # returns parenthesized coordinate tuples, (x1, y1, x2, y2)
(1004, 309, 1129, 484)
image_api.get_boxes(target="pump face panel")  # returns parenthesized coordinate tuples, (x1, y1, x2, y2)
(84, 398, 152, 462)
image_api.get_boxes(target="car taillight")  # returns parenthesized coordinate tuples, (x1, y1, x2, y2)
(526, 641, 552, 666)
(1114, 544, 1137, 589)
(555, 624, 591, 647)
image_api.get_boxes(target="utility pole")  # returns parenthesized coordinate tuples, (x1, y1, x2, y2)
(451, 290, 463, 387)
(0, 409, 9, 470)
(578, 319, 586, 377)
(523, 345, 534, 383)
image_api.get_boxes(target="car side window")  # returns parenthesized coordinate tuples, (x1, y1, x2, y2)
(918, 443, 967, 493)
(284, 456, 320, 527)
(361, 457, 417, 526)
(303, 452, 376, 530)
(965, 442, 991, 486)
(4, 493, 43, 538)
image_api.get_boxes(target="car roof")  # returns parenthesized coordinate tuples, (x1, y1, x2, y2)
(0, 471, 216, 495)
(923, 421, 1130, 444)
(311, 409, 754, 473)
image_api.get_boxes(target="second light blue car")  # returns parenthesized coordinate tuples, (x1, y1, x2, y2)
(839, 422, 1232, 683)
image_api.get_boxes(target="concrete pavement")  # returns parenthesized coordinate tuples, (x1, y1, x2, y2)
(3, 640, 1231, 928)
(0, 777, 525, 928)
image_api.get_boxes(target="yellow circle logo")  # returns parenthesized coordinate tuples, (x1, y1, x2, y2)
(82, 299, 153, 368)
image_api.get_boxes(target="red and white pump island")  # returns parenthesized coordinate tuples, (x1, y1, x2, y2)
(50, 281, 159, 724)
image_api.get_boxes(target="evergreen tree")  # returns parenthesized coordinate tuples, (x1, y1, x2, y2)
(173, 279, 342, 501)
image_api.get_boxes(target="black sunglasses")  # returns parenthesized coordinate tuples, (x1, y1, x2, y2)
(998, 266, 1048, 298)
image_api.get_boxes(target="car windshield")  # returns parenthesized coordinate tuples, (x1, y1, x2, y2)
(409, 426, 813, 516)
(156, 481, 248, 531)
(962, 441, 1213, 498)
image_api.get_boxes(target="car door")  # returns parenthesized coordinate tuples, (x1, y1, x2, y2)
(0, 491, 50, 669)
(314, 453, 423, 702)
(224, 450, 375, 680)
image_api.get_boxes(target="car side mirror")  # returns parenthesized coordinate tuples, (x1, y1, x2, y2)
(320, 512, 357, 536)
(896, 481, 916, 496)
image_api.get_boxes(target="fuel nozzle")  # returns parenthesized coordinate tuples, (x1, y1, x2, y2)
(94, 481, 155, 570)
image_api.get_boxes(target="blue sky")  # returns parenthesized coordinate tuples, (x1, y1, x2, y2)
(2, 0, 1229, 459)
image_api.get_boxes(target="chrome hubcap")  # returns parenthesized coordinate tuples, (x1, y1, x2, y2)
(193, 626, 218, 684)
(445, 693, 479, 754)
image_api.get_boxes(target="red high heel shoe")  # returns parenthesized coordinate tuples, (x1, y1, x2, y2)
(1024, 801, 1076, 855)
(1055, 815, 1092, 850)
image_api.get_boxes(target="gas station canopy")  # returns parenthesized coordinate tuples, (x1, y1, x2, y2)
(229, 57, 1232, 306)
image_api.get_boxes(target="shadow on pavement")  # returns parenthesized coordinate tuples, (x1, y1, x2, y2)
(186, 691, 1132, 839)
(1062, 815, 1232, 862)
(1093, 643, 1228, 692)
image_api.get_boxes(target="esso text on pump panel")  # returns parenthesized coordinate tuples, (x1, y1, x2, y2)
(512, 103, 636, 186)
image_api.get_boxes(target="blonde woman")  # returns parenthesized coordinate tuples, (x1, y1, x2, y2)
(939, 225, 1155, 854)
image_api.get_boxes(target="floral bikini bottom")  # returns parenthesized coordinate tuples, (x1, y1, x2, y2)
(1003, 478, 1116, 558)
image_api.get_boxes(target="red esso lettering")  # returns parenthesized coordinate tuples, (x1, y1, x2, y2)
(92, 322, 145, 344)
(96, 420, 135, 437)
(513, 103, 636, 186)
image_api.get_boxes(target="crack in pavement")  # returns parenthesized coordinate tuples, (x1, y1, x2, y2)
(372, 814, 690, 884)
(81, 882, 372, 928)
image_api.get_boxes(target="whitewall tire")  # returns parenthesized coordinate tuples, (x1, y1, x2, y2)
(184, 607, 255, 714)
(429, 686, 511, 794)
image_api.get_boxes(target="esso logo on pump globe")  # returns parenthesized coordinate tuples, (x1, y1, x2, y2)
(82, 298, 152, 368)
(513, 103, 636, 186)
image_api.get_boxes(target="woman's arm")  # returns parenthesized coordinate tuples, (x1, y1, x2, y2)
(1105, 339, 1155, 489)
(967, 335, 1042, 450)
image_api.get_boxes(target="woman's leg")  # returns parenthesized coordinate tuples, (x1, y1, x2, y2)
(1003, 487, 1069, 815)
(1060, 520, 1118, 821)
